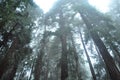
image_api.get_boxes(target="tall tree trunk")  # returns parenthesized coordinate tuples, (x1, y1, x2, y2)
(79, 28, 97, 80)
(60, 34, 68, 80)
(34, 27, 48, 80)
(59, 10, 68, 80)
(109, 43, 120, 68)
(34, 49, 44, 80)
(70, 32, 81, 80)
(9, 62, 18, 80)
(1, 61, 19, 80)
(95, 45, 111, 80)
(34, 37, 46, 80)
(79, 12, 120, 80)
(0, 37, 19, 79)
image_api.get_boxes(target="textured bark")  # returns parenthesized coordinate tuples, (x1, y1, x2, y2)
(79, 29, 97, 80)
(60, 35, 68, 80)
(95, 45, 111, 80)
(34, 50, 44, 80)
(70, 33, 81, 79)
(0, 38, 18, 79)
(59, 10, 68, 80)
(34, 32, 46, 80)
(109, 43, 120, 66)
(1, 62, 19, 80)
(9, 63, 18, 80)
(79, 12, 120, 80)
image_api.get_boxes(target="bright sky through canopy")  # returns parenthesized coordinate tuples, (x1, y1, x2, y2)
(34, 0, 57, 13)
(34, 0, 111, 13)
(88, 0, 111, 13)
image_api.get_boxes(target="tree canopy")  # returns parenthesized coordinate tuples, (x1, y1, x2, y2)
(0, 0, 120, 80)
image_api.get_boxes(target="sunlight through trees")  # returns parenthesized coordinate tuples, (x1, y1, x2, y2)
(0, 0, 120, 80)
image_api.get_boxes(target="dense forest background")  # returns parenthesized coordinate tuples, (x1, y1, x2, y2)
(0, 0, 120, 80)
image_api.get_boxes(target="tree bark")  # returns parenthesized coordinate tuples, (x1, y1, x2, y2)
(34, 37, 46, 80)
(59, 10, 68, 80)
(95, 45, 111, 80)
(60, 34, 68, 80)
(1, 61, 19, 80)
(79, 12, 120, 80)
(34, 28, 48, 80)
(79, 28, 97, 80)
(0, 37, 19, 79)
(34, 49, 44, 80)
(70, 32, 81, 79)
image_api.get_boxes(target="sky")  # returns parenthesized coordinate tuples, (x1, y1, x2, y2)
(88, 0, 111, 13)
(34, 0, 111, 13)
(34, 0, 57, 13)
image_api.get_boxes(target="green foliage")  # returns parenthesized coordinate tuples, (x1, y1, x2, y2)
(0, 0, 120, 80)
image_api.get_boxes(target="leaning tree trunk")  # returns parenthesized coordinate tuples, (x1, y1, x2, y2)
(79, 11, 120, 80)
(95, 45, 111, 80)
(79, 28, 97, 80)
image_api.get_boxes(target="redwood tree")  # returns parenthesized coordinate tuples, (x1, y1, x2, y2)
(78, 10, 120, 80)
